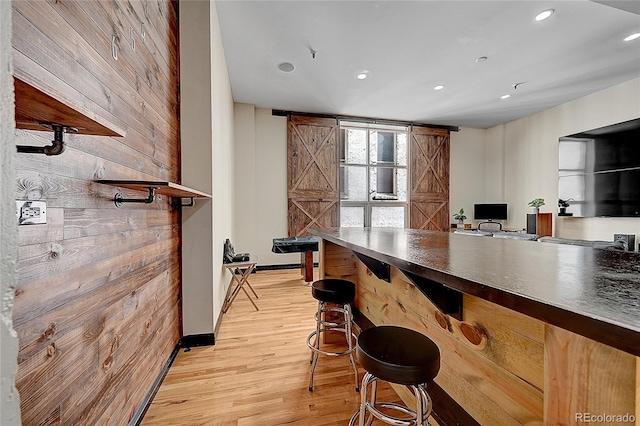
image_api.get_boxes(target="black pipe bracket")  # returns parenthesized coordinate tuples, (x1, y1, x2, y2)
(16, 122, 78, 156)
(114, 187, 156, 208)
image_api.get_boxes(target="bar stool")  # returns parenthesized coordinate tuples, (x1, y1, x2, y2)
(349, 326, 440, 426)
(307, 279, 359, 392)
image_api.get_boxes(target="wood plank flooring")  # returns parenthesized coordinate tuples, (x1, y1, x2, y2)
(142, 269, 404, 425)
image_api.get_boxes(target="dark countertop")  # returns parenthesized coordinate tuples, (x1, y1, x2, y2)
(310, 227, 640, 357)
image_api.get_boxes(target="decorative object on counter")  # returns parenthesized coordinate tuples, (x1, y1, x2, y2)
(528, 198, 545, 214)
(453, 208, 467, 225)
(558, 198, 574, 216)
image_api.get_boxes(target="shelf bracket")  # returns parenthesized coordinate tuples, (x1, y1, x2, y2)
(16, 122, 77, 156)
(114, 187, 156, 207)
(353, 252, 391, 282)
(400, 269, 463, 321)
(172, 197, 195, 209)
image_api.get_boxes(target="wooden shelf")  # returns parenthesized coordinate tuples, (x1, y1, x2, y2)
(14, 77, 125, 137)
(97, 180, 212, 199)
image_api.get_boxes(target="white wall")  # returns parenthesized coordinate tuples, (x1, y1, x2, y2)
(450, 127, 487, 227)
(234, 104, 295, 265)
(0, 0, 21, 421)
(210, 0, 236, 330)
(488, 78, 640, 242)
(180, 0, 235, 336)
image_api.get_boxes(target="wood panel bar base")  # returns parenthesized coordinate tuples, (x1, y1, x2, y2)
(315, 234, 638, 426)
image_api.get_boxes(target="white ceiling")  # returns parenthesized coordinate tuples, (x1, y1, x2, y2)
(215, 1, 640, 129)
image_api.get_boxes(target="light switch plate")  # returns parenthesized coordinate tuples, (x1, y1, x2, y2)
(16, 200, 47, 225)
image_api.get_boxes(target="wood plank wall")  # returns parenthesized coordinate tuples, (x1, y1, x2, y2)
(12, 1, 181, 424)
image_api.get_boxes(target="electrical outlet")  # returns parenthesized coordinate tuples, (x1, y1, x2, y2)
(614, 234, 635, 251)
(16, 201, 47, 225)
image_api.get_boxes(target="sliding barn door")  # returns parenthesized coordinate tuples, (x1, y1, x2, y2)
(409, 126, 450, 231)
(287, 115, 339, 236)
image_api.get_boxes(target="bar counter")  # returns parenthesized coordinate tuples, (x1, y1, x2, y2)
(310, 227, 639, 425)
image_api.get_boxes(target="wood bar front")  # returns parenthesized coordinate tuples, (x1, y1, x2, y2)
(311, 227, 639, 426)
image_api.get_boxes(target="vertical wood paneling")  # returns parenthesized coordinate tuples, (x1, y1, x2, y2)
(12, 1, 181, 424)
(409, 126, 450, 231)
(287, 115, 339, 236)
(544, 325, 637, 425)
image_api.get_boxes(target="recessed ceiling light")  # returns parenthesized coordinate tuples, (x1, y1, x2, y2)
(434, 85, 445, 90)
(475, 56, 488, 63)
(624, 32, 640, 42)
(534, 9, 554, 21)
(501, 94, 511, 100)
(356, 72, 368, 80)
(278, 62, 295, 72)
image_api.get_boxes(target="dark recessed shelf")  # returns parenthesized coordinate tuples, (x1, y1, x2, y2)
(97, 180, 212, 199)
(14, 76, 125, 137)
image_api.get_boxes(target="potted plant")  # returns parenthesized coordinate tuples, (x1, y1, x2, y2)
(452, 208, 467, 226)
(528, 198, 545, 214)
(558, 198, 573, 216)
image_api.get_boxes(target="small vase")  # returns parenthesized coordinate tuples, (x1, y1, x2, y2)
(529, 207, 539, 214)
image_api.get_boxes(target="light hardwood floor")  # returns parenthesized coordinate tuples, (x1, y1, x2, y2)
(142, 269, 402, 425)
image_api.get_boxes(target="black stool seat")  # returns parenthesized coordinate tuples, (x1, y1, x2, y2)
(357, 326, 440, 386)
(311, 279, 356, 305)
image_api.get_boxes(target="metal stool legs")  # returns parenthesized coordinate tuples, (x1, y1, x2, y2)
(348, 372, 433, 426)
(307, 300, 359, 392)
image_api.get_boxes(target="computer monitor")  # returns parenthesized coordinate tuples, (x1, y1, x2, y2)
(473, 203, 508, 221)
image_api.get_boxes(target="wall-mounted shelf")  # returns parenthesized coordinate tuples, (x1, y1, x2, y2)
(14, 76, 125, 137)
(97, 180, 212, 208)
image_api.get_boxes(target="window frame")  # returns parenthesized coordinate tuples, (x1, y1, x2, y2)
(338, 122, 409, 228)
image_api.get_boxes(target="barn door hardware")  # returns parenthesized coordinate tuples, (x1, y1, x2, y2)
(16, 122, 77, 156)
(114, 187, 156, 207)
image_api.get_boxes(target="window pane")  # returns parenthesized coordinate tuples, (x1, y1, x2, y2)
(396, 133, 407, 166)
(370, 131, 395, 164)
(340, 206, 365, 227)
(346, 129, 367, 164)
(341, 166, 368, 201)
(396, 168, 407, 201)
(371, 206, 405, 227)
(377, 131, 395, 163)
(376, 167, 394, 194)
(559, 139, 587, 170)
(558, 175, 585, 201)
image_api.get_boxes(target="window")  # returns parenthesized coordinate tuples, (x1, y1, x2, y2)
(558, 137, 589, 216)
(339, 123, 408, 227)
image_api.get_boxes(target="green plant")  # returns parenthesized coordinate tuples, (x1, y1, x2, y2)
(452, 208, 467, 222)
(528, 198, 545, 208)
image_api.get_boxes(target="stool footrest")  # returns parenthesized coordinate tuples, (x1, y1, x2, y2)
(349, 372, 433, 426)
(307, 330, 357, 357)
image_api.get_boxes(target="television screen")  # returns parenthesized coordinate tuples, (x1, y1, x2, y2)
(474, 203, 508, 220)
